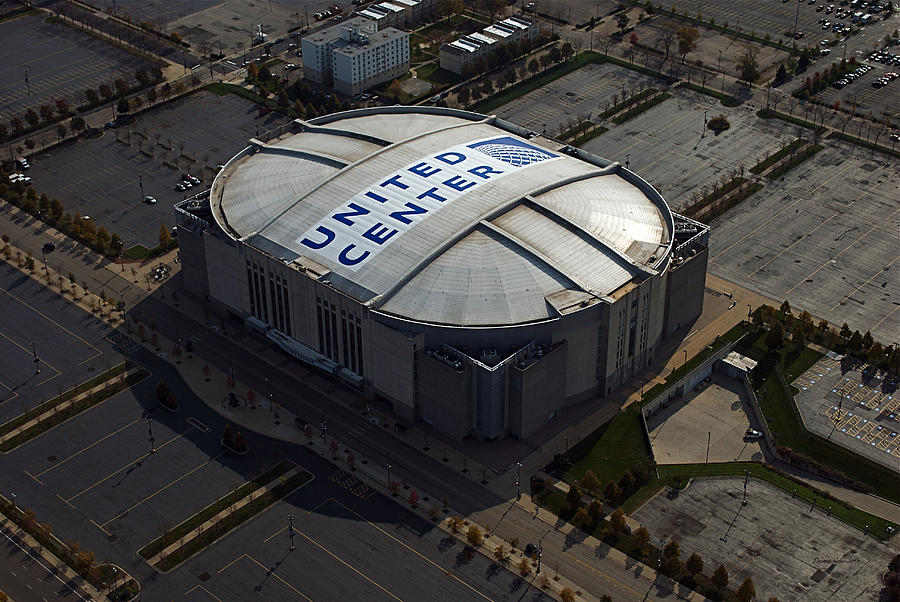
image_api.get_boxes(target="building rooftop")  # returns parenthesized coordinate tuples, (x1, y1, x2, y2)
(210, 107, 674, 327)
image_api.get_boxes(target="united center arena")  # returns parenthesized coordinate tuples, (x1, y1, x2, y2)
(176, 106, 709, 441)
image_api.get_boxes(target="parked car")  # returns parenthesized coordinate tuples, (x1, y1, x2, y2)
(144, 195, 157, 204)
(42, 242, 55, 252)
(745, 428, 763, 440)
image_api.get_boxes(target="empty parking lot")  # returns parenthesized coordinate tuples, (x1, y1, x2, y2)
(635, 477, 892, 601)
(26, 89, 290, 248)
(0, 13, 157, 125)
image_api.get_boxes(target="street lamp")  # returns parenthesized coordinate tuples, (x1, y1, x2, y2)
(31, 341, 40, 374)
(683, 349, 687, 370)
(320, 417, 327, 444)
(624, 153, 630, 169)
(147, 417, 155, 453)
(288, 514, 295, 551)
(515, 461, 522, 501)
(386, 454, 392, 484)
(138, 172, 144, 201)
(747, 304, 752, 320)
(266, 377, 272, 411)
(702, 109, 708, 138)
(24, 67, 30, 95)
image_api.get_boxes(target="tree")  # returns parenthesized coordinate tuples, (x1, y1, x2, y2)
(158, 224, 172, 248)
(765, 322, 784, 351)
(840, 322, 852, 339)
(587, 499, 603, 524)
(775, 64, 788, 84)
(609, 508, 626, 533)
(736, 577, 756, 602)
(664, 555, 683, 577)
(616, 12, 630, 34)
(663, 540, 680, 561)
(604, 480, 620, 503)
(446, 516, 462, 533)
(56, 124, 67, 142)
(409, 489, 419, 507)
(388, 79, 403, 100)
(222, 424, 234, 445)
(580, 470, 600, 492)
(527, 58, 539, 76)
(517, 557, 530, 577)
(676, 27, 700, 64)
(560, 42, 574, 61)
(86, 88, 100, 106)
(629, 32, 639, 46)
(686, 552, 703, 575)
(25, 108, 40, 129)
(466, 525, 483, 547)
(737, 46, 760, 84)
(117, 97, 130, 115)
(99, 83, 113, 100)
(634, 526, 650, 546)
(573, 507, 591, 529)
(146, 87, 158, 106)
(660, 27, 676, 60)
(456, 86, 470, 107)
(559, 587, 575, 602)
(71, 116, 86, 134)
(55, 98, 71, 118)
(494, 544, 507, 562)
(114, 78, 129, 97)
(619, 470, 635, 493)
(566, 485, 582, 510)
(233, 431, 247, 451)
(247, 61, 259, 80)
(712, 564, 729, 590)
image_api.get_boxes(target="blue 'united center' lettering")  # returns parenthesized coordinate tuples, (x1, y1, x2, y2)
(298, 141, 523, 269)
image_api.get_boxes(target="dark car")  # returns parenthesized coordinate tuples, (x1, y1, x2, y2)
(42, 242, 55, 252)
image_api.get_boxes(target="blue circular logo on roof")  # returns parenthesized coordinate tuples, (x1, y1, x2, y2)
(467, 136, 557, 168)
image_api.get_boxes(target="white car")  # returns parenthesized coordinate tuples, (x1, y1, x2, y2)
(175, 182, 186, 191)
(144, 195, 157, 204)
(745, 428, 764, 440)
(188, 176, 200, 185)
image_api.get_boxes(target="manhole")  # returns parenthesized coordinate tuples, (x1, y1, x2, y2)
(47, 455, 57, 461)
(198, 572, 211, 582)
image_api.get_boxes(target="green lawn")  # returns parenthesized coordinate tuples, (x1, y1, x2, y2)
(418, 63, 462, 86)
(562, 405, 652, 486)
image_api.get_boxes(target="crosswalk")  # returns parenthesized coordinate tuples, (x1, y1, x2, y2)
(328, 469, 376, 500)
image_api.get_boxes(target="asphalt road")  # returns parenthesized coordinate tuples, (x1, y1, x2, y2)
(0, 526, 88, 602)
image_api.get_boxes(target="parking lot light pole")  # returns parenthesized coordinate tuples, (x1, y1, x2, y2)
(24, 67, 30, 95)
(702, 110, 708, 138)
(747, 304, 752, 320)
(288, 514, 295, 551)
(321, 418, 327, 444)
(515, 461, 522, 501)
(266, 377, 272, 411)
(147, 417, 155, 453)
(139, 173, 144, 201)
(31, 341, 40, 374)
(386, 454, 391, 484)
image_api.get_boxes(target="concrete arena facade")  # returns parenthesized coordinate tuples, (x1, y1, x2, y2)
(176, 106, 709, 442)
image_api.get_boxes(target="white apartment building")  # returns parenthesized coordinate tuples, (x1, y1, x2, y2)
(440, 15, 539, 75)
(302, 18, 409, 96)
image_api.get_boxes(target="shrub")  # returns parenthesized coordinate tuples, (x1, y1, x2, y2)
(707, 114, 731, 133)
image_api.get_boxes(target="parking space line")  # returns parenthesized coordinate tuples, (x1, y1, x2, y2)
(100, 451, 226, 527)
(66, 427, 194, 502)
(331, 499, 492, 601)
(242, 554, 314, 601)
(34, 414, 149, 478)
(0, 331, 62, 383)
(0, 287, 102, 365)
(871, 304, 900, 333)
(748, 214, 838, 278)
(829, 255, 900, 311)
(711, 197, 804, 260)
(784, 208, 900, 296)
(290, 526, 402, 601)
(24, 470, 43, 486)
(56, 494, 76, 511)
(184, 584, 224, 601)
(217, 553, 248, 574)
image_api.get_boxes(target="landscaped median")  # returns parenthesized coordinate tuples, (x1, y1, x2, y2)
(0, 362, 148, 452)
(139, 460, 312, 572)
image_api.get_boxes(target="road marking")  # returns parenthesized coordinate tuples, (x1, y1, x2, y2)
(34, 415, 147, 477)
(101, 451, 225, 527)
(183, 584, 224, 601)
(25, 470, 43, 485)
(243, 554, 313, 601)
(0, 331, 62, 384)
(784, 209, 900, 296)
(871, 304, 900, 333)
(56, 494, 77, 511)
(0, 528, 89, 600)
(829, 255, 900, 311)
(0, 287, 102, 366)
(66, 427, 193, 502)
(90, 519, 112, 537)
(747, 214, 838, 277)
(710, 197, 804, 260)
(563, 551, 644, 597)
(332, 499, 493, 601)
(290, 526, 403, 601)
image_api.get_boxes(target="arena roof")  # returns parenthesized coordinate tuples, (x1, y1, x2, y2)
(210, 107, 673, 327)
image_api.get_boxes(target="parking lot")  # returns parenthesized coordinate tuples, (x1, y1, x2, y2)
(709, 140, 900, 344)
(0, 13, 157, 125)
(647, 373, 764, 465)
(815, 55, 900, 124)
(26, 89, 290, 248)
(635, 477, 892, 601)
(0, 262, 118, 416)
(793, 353, 900, 471)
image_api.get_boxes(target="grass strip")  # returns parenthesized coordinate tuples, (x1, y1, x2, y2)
(154, 470, 311, 571)
(765, 144, 823, 179)
(598, 88, 657, 119)
(611, 93, 671, 124)
(0, 370, 148, 452)
(563, 405, 652, 486)
(570, 125, 608, 146)
(681, 82, 741, 107)
(558, 120, 594, 141)
(749, 139, 806, 174)
(692, 181, 763, 222)
(0, 362, 130, 437)
(827, 131, 900, 159)
(139, 460, 297, 560)
(756, 108, 825, 134)
(205, 82, 267, 105)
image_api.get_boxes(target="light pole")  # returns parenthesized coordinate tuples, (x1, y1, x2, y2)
(515, 461, 522, 501)
(320, 417, 327, 444)
(266, 377, 272, 411)
(683, 349, 687, 370)
(702, 109, 708, 138)
(24, 67, 30, 95)
(536, 543, 543, 573)
(31, 341, 40, 374)
(718, 49, 724, 93)
(747, 304, 752, 320)
(288, 514, 295, 551)
(386, 454, 391, 484)
(138, 172, 144, 202)
(625, 153, 630, 169)
(742, 469, 749, 505)
(706, 431, 710, 466)
(147, 417, 155, 453)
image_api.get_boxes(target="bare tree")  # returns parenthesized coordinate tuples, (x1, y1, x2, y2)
(660, 26, 676, 61)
